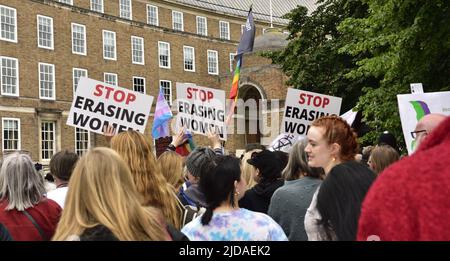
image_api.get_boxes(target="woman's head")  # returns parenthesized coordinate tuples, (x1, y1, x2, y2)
(316, 161, 376, 240)
(185, 147, 216, 184)
(200, 155, 245, 225)
(246, 150, 282, 184)
(306, 115, 359, 173)
(158, 151, 184, 191)
(53, 147, 168, 241)
(110, 130, 181, 229)
(49, 150, 79, 182)
(0, 152, 46, 211)
(282, 139, 324, 181)
(240, 149, 262, 189)
(368, 145, 400, 175)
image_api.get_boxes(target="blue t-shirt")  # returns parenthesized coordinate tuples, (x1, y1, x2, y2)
(181, 208, 288, 241)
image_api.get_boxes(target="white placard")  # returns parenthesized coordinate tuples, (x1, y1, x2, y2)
(268, 133, 305, 153)
(67, 77, 154, 135)
(176, 83, 227, 140)
(397, 91, 450, 154)
(281, 88, 342, 137)
(410, 83, 424, 94)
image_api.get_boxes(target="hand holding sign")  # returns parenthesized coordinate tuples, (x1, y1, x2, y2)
(171, 126, 188, 147)
(207, 126, 221, 150)
(67, 77, 154, 135)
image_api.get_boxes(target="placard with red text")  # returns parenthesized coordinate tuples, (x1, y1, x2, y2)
(281, 88, 342, 137)
(176, 83, 226, 140)
(66, 77, 154, 135)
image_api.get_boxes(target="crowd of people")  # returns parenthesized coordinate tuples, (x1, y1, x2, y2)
(0, 113, 449, 241)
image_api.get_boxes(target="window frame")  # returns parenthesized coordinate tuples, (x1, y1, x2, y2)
(36, 15, 54, 50)
(104, 72, 118, 86)
(229, 53, 237, 72)
(72, 67, 88, 94)
(38, 62, 56, 100)
(158, 41, 171, 69)
(119, 0, 132, 20)
(74, 127, 90, 156)
(71, 23, 87, 56)
(146, 4, 159, 26)
(0, 56, 19, 97)
(207, 50, 219, 75)
(90, 0, 104, 13)
(172, 11, 184, 31)
(132, 76, 146, 94)
(102, 30, 117, 61)
(0, 5, 17, 43)
(1, 117, 21, 152)
(59, 0, 73, 5)
(219, 21, 230, 40)
(196, 16, 207, 36)
(183, 46, 195, 72)
(159, 80, 172, 105)
(131, 36, 145, 65)
(40, 120, 56, 161)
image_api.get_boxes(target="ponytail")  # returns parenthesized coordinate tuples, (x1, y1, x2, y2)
(201, 207, 214, 225)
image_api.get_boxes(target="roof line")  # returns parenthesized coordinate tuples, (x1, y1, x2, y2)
(174, 0, 286, 19)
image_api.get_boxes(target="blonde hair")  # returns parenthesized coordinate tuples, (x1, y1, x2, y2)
(110, 131, 181, 229)
(240, 149, 261, 189)
(52, 147, 168, 241)
(369, 145, 400, 175)
(158, 151, 184, 192)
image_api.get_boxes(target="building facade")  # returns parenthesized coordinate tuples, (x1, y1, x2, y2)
(0, 0, 315, 163)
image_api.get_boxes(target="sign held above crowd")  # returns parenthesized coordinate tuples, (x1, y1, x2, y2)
(281, 88, 342, 137)
(176, 83, 227, 140)
(67, 77, 154, 135)
(397, 91, 450, 154)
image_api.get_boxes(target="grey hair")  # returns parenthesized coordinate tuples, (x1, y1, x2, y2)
(282, 139, 323, 180)
(0, 152, 46, 211)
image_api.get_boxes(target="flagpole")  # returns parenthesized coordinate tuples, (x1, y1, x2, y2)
(270, 0, 273, 28)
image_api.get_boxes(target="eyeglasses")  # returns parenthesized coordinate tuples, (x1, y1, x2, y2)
(410, 130, 427, 139)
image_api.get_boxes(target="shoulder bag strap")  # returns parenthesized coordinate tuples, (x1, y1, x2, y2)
(23, 210, 47, 240)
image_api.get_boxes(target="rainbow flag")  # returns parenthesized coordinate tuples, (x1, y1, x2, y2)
(226, 7, 255, 125)
(228, 7, 255, 100)
(152, 87, 173, 139)
(175, 131, 196, 156)
(229, 56, 242, 101)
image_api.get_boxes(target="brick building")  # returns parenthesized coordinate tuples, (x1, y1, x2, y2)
(0, 0, 315, 163)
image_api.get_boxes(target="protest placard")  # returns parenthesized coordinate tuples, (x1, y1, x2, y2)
(176, 83, 226, 140)
(281, 88, 342, 137)
(397, 91, 450, 154)
(67, 77, 154, 135)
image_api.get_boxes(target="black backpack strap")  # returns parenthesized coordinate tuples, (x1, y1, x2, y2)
(23, 210, 47, 240)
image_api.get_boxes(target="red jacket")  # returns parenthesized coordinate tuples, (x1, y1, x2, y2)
(357, 116, 450, 241)
(0, 198, 61, 241)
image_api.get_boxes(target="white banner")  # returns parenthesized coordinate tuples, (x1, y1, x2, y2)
(67, 77, 154, 135)
(281, 88, 342, 137)
(397, 91, 450, 154)
(176, 83, 227, 140)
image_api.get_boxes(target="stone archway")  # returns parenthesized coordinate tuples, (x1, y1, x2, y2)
(239, 85, 263, 145)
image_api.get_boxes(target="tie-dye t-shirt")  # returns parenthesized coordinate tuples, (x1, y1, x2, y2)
(181, 208, 288, 241)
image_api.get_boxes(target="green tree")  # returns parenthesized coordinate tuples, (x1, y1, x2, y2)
(266, 0, 450, 152)
(266, 0, 374, 113)
(339, 0, 450, 150)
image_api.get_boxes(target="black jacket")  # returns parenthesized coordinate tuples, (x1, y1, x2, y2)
(239, 179, 284, 214)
